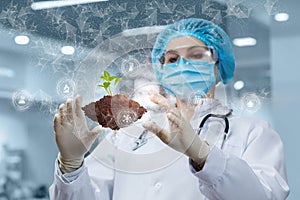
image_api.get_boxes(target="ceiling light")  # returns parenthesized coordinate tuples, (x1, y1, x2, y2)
(61, 46, 75, 55)
(31, 0, 109, 10)
(122, 25, 168, 36)
(14, 35, 30, 45)
(233, 37, 257, 47)
(234, 80, 244, 90)
(0, 67, 15, 78)
(274, 13, 289, 22)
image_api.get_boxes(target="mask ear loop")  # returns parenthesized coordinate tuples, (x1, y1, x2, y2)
(215, 71, 222, 85)
(209, 47, 221, 84)
(210, 47, 219, 63)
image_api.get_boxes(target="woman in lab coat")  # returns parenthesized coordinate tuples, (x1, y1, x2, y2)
(49, 18, 289, 199)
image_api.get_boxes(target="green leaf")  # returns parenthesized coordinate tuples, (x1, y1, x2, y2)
(100, 75, 110, 81)
(109, 76, 116, 81)
(103, 81, 110, 89)
(104, 70, 110, 78)
(114, 77, 122, 86)
(98, 70, 122, 95)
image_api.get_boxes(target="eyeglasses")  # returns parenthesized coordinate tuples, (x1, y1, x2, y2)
(159, 45, 218, 65)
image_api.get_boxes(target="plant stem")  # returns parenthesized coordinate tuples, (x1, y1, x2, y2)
(107, 87, 112, 96)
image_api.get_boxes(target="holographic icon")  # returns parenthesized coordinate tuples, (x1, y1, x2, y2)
(115, 109, 138, 128)
(18, 95, 26, 105)
(121, 58, 140, 78)
(56, 77, 75, 99)
(246, 100, 254, 108)
(241, 92, 261, 113)
(128, 63, 134, 72)
(63, 84, 70, 94)
(12, 90, 33, 111)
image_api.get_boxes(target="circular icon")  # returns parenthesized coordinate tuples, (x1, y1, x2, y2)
(56, 78, 75, 99)
(241, 92, 261, 113)
(121, 58, 140, 78)
(12, 90, 33, 111)
(115, 109, 138, 128)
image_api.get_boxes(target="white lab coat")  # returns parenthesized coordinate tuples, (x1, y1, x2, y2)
(49, 99, 289, 200)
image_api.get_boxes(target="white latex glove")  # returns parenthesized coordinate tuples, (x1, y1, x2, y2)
(54, 95, 103, 173)
(142, 91, 210, 168)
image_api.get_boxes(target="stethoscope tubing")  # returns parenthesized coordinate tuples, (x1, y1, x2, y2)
(197, 109, 232, 149)
(132, 109, 233, 151)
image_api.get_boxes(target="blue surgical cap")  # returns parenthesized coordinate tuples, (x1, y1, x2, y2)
(152, 18, 235, 84)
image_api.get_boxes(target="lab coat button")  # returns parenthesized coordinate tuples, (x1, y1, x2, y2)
(154, 182, 162, 189)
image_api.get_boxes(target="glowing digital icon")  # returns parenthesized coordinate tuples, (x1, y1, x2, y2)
(116, 109, 137, 128)
(121, 58, 140, 78)
(12, 90, 32, 111)
(128, 62, 134, 72)
(241, 92, 261, 113)
(18, 95, 26, 105)
(63, 84, 70, 94)
(246, 100, 254, 108)
(56, 78, 75, 99)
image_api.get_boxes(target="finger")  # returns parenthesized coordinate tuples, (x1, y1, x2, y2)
(149, 91, 176, 113)
(142, 121, 169, 143)
(59, 104, 66, 125)
(66, 99, 73, 122)
(167, 108, 181, 119)
(53, 114, 61, 134)
(167, 112, 181, 127)
(175, 97, 185, 109)
(89, 125, 103, 138)
(175, 97, 194, 112)
(79, 125, 103, 147)
(75, 95, 84, 118)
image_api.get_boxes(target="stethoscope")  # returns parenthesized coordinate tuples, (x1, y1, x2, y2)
(196, 109, 232, 149)
(132, 109, 233, 151)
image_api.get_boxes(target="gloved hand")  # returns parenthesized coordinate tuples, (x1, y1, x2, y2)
(142, 91, 210, 168)
(54, 95, 103, 174)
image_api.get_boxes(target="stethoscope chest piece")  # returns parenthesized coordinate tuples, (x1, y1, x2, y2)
(132, 129, 148, 151)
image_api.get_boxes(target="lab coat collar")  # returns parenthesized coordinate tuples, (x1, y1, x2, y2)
(190, 98, 231, 129)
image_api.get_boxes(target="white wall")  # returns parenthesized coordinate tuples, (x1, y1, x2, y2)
(271, 34, 300, 200)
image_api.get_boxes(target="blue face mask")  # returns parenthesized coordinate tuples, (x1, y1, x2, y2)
(160, 57, 215, 101)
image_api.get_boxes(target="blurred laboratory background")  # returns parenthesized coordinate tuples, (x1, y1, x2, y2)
(0, 0, 299, 199)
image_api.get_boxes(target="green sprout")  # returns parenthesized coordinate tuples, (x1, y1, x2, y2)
(98, 70, 122, 96)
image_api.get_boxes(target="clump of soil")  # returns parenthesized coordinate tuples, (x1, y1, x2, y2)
(82, 94, 147, 130)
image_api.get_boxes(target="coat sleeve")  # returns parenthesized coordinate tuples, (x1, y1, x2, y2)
(191, 120, 290, 200)
(49, 157, 114, 200)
